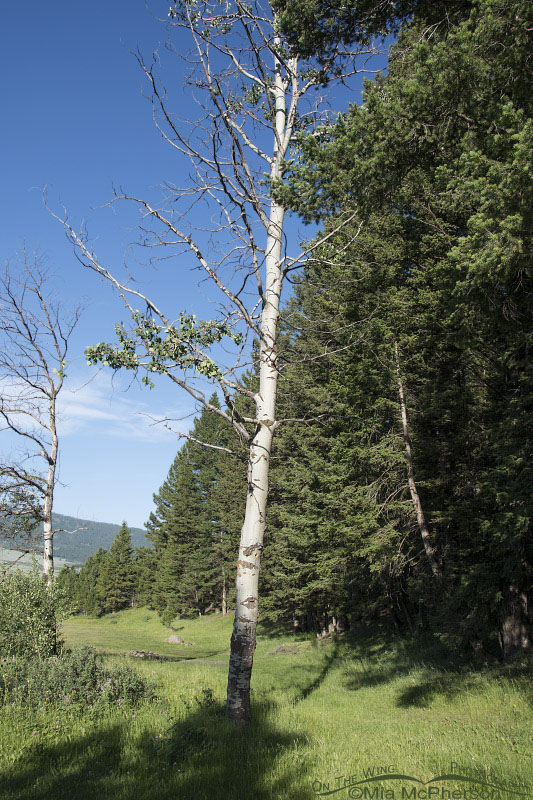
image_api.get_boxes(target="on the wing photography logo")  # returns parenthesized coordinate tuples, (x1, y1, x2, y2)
(311, 762, 530, 800)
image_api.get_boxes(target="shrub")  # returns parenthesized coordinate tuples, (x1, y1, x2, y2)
(0, 568, 63, 659)
(0, 646, 156, 708)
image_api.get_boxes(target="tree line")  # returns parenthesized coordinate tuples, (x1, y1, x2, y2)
(64, 0, 531, 661)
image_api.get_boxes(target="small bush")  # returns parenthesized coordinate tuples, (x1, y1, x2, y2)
(0, 646, 156, 708)
(0, 569, 63, 660)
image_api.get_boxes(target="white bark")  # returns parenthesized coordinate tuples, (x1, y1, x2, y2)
(226, 41, 286, 725)
(0, 257, 81, 582)
(221, 560, 227, 616)
(42, 411, 58, 583)
(394, 341, 441, 579)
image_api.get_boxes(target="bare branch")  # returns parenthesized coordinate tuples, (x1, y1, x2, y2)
(165, 425, 247, 460)
(0, 252, 83, 580)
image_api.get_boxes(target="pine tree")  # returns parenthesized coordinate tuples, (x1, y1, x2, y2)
(147, 395, 244, 624)
(262, 229, 417, 634)
(75, 548, 107, 616)
(132, 546, 156, 608)
(54, 565, 80, 614)
(96, 522, 136, 614)
(274, 0, 533, 652)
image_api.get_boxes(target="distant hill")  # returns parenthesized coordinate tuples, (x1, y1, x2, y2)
(0, 513, 149, 567)
(0, 547, 76, 574)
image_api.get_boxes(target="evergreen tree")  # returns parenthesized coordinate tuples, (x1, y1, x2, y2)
(276, 0, 473, 63)
(272, 0, 533, 653)
(262, 232, 417, 634)
(147, 395, 244, 624)
(75, 548, 108, 616)
(54, 565, 80, 614)
(132, 546, 156, 609)
(95, 522, 136, 614)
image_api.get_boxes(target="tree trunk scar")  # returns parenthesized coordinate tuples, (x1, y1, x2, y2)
(242, 543, 262, 557)
(237, 559, 256, 570)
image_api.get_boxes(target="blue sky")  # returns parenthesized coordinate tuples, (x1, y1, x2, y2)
(1, 2, 388, 529)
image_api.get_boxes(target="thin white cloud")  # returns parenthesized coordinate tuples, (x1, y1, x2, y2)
(57, 371, 190, 443)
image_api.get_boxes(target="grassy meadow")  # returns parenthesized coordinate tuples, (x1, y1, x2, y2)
(0, 608, 531, 800)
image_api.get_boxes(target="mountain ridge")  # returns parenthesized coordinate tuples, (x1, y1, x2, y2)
(0, 512, 149, 566)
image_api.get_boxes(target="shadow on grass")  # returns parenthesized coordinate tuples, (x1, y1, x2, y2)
(395, 659, 533, 709)
(395, 672, 479, 707)
(0, 702, 313, 800)
(334, 625, 533, 709)
(292, 640, 341, 703)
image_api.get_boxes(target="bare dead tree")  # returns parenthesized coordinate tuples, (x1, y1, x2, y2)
(56, 0, 381, 726)
(0, 253, 84, 582)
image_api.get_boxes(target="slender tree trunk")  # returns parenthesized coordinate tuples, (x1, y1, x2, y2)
(42, 400, 58, 584)
(42, 509, 54, 582)
(226, 418, 274, 726)
(221, 562, 227, 617)
(195, 588, 201, 617)
(394, 341, 441, 578)
(226, 54, 286, 728)
(500, 585, 531, 659)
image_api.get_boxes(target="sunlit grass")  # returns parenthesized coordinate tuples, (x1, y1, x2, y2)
(1, 610, 531, 799)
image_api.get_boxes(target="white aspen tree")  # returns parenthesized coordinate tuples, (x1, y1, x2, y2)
(0, 255, 83, 582)
(57, 0, 379, 725)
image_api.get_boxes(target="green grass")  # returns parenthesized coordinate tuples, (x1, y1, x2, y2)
(60, 608, 233, 660)
(1, 609, 532, 800)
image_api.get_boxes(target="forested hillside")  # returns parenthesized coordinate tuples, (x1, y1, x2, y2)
(0, 513, 148, 566)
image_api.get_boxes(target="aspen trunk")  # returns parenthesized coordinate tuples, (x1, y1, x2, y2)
(226, 421, 274, 726)
(42, 402, 58, 584)
(394, 341, 441, 578)
(43, 518, 54, 582)
(225, 272, 281, 724)
(226, 48, 286, 727)
(221, 563, 227, 617)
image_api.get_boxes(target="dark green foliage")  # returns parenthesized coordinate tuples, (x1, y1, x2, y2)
(265, 0, 533, 653)
(71, 534, 155, 617)
(132, 547, 156, 608)
(147, 396, 244, 624)
(0, 646, 155, 708)
(262, 229, 417, 633)
(72, 525, 137, 617)
(95, 523, 137, 615)
(275, 0, 473, 62)
(54, 565, 80, 615)
(74, 548, 108, 616)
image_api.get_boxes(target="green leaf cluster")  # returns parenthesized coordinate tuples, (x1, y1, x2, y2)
(85, 311, 242, 389)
